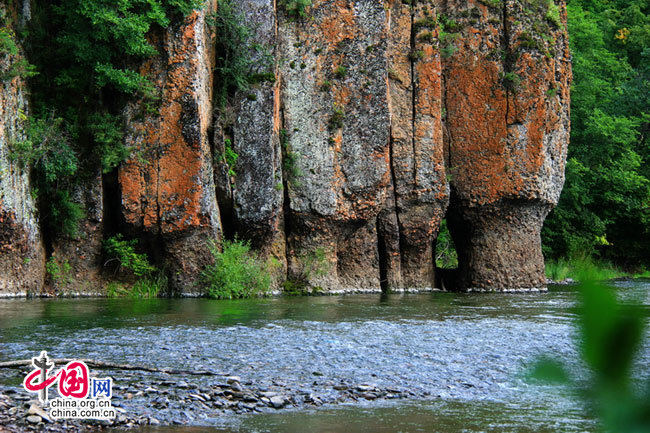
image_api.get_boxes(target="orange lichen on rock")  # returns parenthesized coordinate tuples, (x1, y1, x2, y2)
(119, 2, 221, 292)
(442, 0, 571, 290)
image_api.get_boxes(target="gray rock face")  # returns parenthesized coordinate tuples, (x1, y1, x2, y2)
(278, 0, 392, 291)
(0, 4, 45, 296)
(229, 0, 286, 270)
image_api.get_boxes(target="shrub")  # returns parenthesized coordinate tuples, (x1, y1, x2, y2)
(545, 1, 562, 28)
(103, 235, 156, 277)
(22, 0, 201, 239)
(439, 31, 460, 58)
(435, 219, 458, 269)
(201, 239, 271, 299)
(280, 129, 302, 188)
(88, 112, 129, 174)
(10, 113, 83, 238)
(328, 105, 345, 131)
(545, 256, 623, 282)
(500, 71, 522, 92)
(282, 247, 329, 295)
(46, 257, 72, 286)
(0, 26, 37, 81)
(222, 138, 238, 177)
(280, 0, 312, 18)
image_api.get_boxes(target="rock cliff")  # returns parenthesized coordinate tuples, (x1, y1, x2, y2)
(0, 0, 570, 296)
(0, 2, 45, 296)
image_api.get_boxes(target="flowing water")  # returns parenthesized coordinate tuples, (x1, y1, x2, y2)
(1, 281, 649, 432)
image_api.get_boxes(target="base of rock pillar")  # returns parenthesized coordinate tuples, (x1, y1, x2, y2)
(286, 217, 382, 293)
(448, 200, 551, 292)
(0, 209, 45, 296)
(165, 230, 219, 295)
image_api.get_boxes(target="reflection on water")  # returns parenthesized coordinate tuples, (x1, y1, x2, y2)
(114, 399, 594, 433)
(1, 282, 648, 433)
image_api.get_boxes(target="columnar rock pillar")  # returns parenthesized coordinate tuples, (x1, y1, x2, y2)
(0, 4, 45, 296)
(229, 0, 286, 273)
(441, 0, 571, 290)
(382, 0, 449, 290)
(120, 1, 222, 293)
(278, 0, 392, 291)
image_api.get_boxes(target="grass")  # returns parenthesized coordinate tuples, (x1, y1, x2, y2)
(546, 257, 627, 283)
(633, 270, 650, 279)
(106, 273, 167, 299)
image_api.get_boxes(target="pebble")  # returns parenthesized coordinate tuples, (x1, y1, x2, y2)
(27, 404, 51, 422)
(226, 376, 241, 385)
(26, 415, 42, 424)
(269, 395, 286, 409)
(189, 393, 206, 402)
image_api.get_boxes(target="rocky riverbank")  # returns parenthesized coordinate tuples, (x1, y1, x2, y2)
(0, 374, 420, 432)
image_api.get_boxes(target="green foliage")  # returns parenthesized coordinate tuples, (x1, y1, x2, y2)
(320, 80, 332, 92)
(23, 0, 201, 239)
(439, 31, 460, 59)
(9, 113, 83, 237)
(0, 25, 37, 81)
(328, 105, 345, 131)
(46, 257, 72, 286)
(106, 273, 166, 298)
(280, 129, 302, 188)
(283, 247, 330, 295)
(301, 247, 329, 281)
(334, 65, 347, 79)
(222, 138, 238, 177)
(528, 279, 650, 432)
(545, 257, 623, 282)
(435, 219, 458, 269)
(201, 239, 271, 300)
(279, 0, 312, 18)
(413, 16, 437, 34)
(546, 1, 562, 28)
(543, 0, 650, 268)
(103, 235, 156, 277)
(30, 0, 202, 97)
(103, 234, 166, 298)
(212, 0, 273, 109)
(500, 71, 522, 92)
(88, 112, 129, 174)
(212, 0, 252, 108)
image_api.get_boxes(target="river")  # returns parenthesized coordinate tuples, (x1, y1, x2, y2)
(1, 281, 648, 432)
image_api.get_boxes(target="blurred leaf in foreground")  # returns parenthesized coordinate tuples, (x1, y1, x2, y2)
(528, 276, 650, 432)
